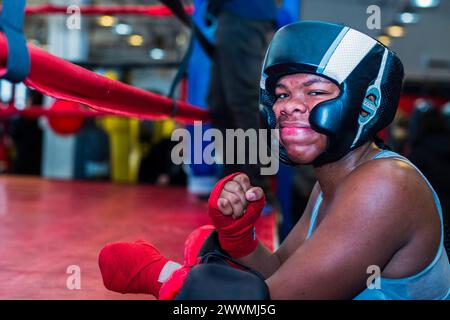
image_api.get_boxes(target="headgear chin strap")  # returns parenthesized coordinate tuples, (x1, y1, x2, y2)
(260, 21, 404, 166)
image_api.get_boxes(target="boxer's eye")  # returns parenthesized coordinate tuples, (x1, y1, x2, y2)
(308, 91, 327, 96)
(275, 93, 289, 100)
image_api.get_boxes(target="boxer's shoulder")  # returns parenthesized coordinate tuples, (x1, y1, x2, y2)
(334, 156, 436, 225)
(343, 156, 429, 199)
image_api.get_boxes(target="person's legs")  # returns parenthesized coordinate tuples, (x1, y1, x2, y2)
(207, 30, 232, 167)
(212, 14, 274, 190)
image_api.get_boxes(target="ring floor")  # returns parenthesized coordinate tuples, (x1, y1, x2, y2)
(0, 176, 276, 299)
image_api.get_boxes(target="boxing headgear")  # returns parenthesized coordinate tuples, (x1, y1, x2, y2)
(260, 21, 404, 166)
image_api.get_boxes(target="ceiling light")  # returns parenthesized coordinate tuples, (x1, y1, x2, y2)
(410, 0, 440, 8)
(97, 15, 117, 27)
(176, 33, 188, 46)
(149, 48, 165, 60)
(398, 12, 420, 24)
(385, 25, 405, 37)
(114, 24, 133, 35)
(128, 35, 144, 47)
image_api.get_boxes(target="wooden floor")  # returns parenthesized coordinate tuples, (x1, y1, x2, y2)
(0, 176, 276, 300)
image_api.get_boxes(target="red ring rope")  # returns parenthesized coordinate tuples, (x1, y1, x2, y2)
(3, 4, 194, 17)
(0, 103, 107, 119)
(0, 33, 210, 124)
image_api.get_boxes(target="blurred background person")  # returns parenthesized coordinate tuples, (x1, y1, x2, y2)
(388, 109, 410, 155)
(407, 99, 450, 254)
(205, 0, 277, 208)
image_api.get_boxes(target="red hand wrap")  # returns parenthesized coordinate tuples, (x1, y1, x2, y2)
(208, 173, 266, 258)
(159, 225, 215, 299)
(98, 240, 169, 298)
(98, 225, 215, 299)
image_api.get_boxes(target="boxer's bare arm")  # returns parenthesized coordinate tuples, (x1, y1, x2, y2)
(238, 182, 322, 278)
(275, 182, 321, 263)
(265, 159, 429, 299)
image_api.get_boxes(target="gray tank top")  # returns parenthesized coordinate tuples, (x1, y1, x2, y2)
(305, 150, 450, 299)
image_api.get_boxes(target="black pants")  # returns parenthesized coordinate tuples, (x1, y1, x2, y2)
(207, 13, 274, 189)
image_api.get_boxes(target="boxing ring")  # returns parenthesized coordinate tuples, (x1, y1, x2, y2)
(0, 33, 210, 123)
(0, 177, 276, 299)
(0, 2, 278, 299)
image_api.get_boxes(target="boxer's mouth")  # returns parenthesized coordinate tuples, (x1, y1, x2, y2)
(279, 121, 311, 129)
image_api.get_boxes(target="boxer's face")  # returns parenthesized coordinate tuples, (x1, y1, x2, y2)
(273, 73, 340, 164)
